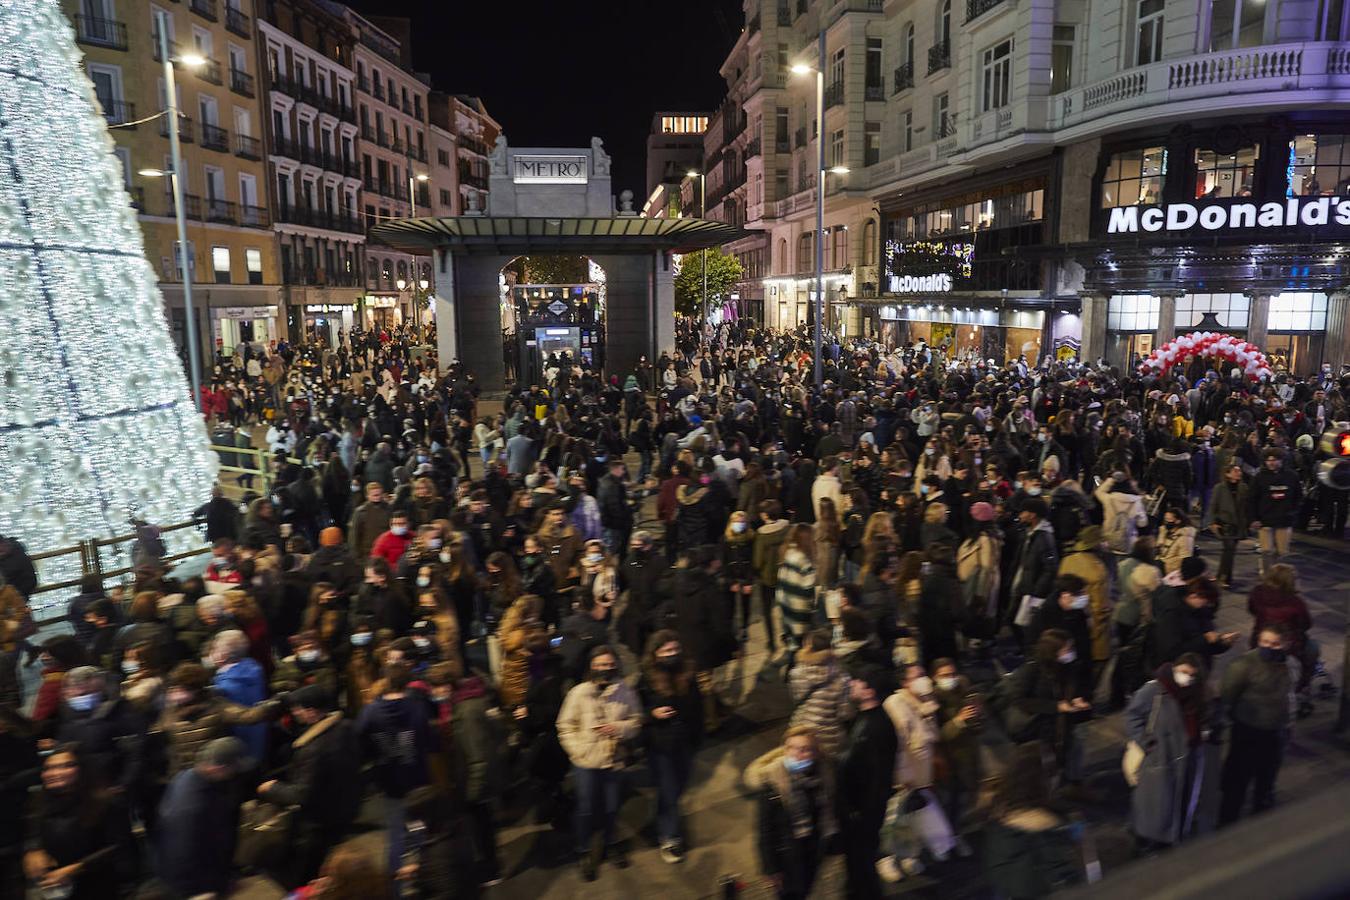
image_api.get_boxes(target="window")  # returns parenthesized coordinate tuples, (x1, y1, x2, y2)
(86, 64, 123, 120)
(212, 246, 231, 284)
(1100, 146, 1167, 208)
(1288, 134, 1350, 195)
(938, 0, 951, 47)
(775, 107, 789, 146)
(777, 237, 788, 273)
(866, 38, 883, 91)
(439, 188, 451, 205)
(1107, 295, 1161, 332)
(797, 232, 814, 271)
(904, 22, 915, 64)
(1136, 0, 1165, 66)
(830, 47, 845, 90)
(1194, 144, 1259, 198)
(864, 122, 881, 166)
(1209, 0, 1268, 51)
(863, 219, 877, 266)
(833, 226, 849, 268)
(981, 39, 1013, 112)
(1270, 292, 1329, 331)
(901, 109, 913, 152)
(1175, 292, 1249, 329)
(1319, 0, 1348, 40)
(830, 128, 845, 167)
(437, 148, 450, 166)
(933, 93, 950, 137)
(1051, 25, 1074, 95)
(245, 248, 262, 285)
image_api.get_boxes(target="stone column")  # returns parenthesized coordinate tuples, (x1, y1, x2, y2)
(1246, 290, 1271, 352)
(434, 252, 509, 391)
(1325, 290, 1350, 372)
(1155, 291, 1178, 347)
(1079, 293, 1108, 364)
(593, 252, 663, 383)
(433, 249, 457, 369)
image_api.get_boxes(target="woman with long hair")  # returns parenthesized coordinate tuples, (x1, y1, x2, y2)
(1156, 507, 1197, 574)
(813, 496, 842, 590)
(776, 524, 818, 666)
(721, 510, 757, 645)
(1247, 563, 1316, 699)
(637, 631, 704, 864)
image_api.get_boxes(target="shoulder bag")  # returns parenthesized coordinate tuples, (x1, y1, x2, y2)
(1121, 691, 1162, 787)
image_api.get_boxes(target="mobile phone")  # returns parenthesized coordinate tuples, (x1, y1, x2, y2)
(549, 635, 564, 649)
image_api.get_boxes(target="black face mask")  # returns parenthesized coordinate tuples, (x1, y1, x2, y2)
(591, 668, 617, 685)
(656, 656, 682, 670)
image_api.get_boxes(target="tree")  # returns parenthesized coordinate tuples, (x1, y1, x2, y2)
(514, 255, 589, 285)
(674, 248, 744, 318)
(0, 0, 217, 604)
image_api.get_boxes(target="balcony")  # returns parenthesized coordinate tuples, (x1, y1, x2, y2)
(794, 126, 807, 148)
(235, 133, 261, 160)
(459, 169, 489, 191)
(390, 137, 405, 154)
(337, 103, 356, 124)
(204, 198, 236, 224)
(936, 114, 957, 138)
(150, 35, 179, 62)
(774, 137, 790, 152)
(76, 15, 127, 50)
(372, 82, 385, 101)
(928, 41, 951, 74)
(412, 146, 428, 163)
(126, 186, 145, 212)
(894, 62, 914, 93)
(196, 58, 223, 86)
(239, 204, 269, 228)
(98, 99, 135, 127)
(270, 133, 297, 159)
(189, 0, 216, 21)
(229, 68, 254, 97)
(276, 205, 364, 234)
(966, 0, 1007, 22)
(745, 138, 762, 158)
(824, 81, 845, 109)
(200, 122, 230, 152)
(865, 83, 885, 101)
(402, 97, 413, 116)
(357, 74, 370, 93)
(159, 113, 194, 141)
(459, 137, 488, 156)
(224, 5, 250, 37)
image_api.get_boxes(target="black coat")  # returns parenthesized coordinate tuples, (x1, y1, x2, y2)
(1026, 603, 1094, 698)
(596, 473, 634, 530)
(156, 768, 238, 897)
(305, 545, 363, 597)
(1012, 523, 1058, 601)
(917, 563, 962, 667)
(637, 665, 704, 756)
(32, 789, 134, 899)
(52, 698, 143, 792)
(1150, 585, 1223, 666)
(267, 712, 360, 832)
(836, 706, 898, 821)
(617, 548, 665, 654)
(662, 567, 736, 671)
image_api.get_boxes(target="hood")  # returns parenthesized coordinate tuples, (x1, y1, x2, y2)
(1155, 449, 1192, 463)
(796, 646, 833, 668)
(757, 518, 789, 536)
(744, 746, 787, 792)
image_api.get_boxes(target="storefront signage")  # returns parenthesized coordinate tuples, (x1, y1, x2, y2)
(1107, 197, 1350, 235)
(513, 154, 589, 184)
(891, 274, 953, 293)
(364, 295, 398, 309)
(212, 306, 277, 320)
(305, 304, 349, 313)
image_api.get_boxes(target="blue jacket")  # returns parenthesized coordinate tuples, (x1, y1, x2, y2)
(213, 658, 267, 761)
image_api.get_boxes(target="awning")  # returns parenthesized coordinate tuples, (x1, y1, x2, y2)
(369, 216, 748, 255)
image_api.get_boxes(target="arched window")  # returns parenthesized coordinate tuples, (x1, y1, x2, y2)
(863, 219, 878, 267)
(778, 237, 788, 273)
(380, 258, 392, 284)
(938, 0, 951, 47)
(797, 232, 814, 272)
(396, 259, 408, 283)
(904, 22, 915, 64)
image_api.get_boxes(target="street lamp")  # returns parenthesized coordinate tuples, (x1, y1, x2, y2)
(409, 171, 429, 217)
(146, 30, 206, 410)
(686, 169, 708, 325)
(791, 34, 848, 391)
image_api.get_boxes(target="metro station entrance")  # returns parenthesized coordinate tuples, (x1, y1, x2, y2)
(507, 278, 606, 385)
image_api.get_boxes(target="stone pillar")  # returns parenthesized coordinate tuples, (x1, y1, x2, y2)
(1325, 290, 1350, 372)
(433, 249, 457, 369)
(433, 252, 509, 391)
(1246, 290, 1271, 352)
(1155, 291, 1178, 347)
(1079, 293, 1108, 364)
(593, 252, 662, 383)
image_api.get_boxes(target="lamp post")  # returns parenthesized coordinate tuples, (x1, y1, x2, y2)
(141, 30, 206, 410)
(686, 169, 707, 325)
(792, 35, 849, 391)
(409, 171, 428, 218)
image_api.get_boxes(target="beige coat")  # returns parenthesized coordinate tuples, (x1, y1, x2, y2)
(1058, 549, 1112, 662)
(882, 688, 939, 789)
(556, 678, 642, 770)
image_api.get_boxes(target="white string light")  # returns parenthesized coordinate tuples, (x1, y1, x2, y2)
(0, 0, 217, 606)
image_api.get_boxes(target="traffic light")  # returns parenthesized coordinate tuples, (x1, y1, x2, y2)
(1317, 426, 1350, 490)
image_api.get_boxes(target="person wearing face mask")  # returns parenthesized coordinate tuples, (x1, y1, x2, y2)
(878, 664, 958, 881)
(1219, 624, 1294, 825)
(369, 511, 415, 569)
(1150, 563, 1238, 667)
(556, 647, 642, 881)
(1156, 507, 1197, 575)
(930, 658, 982, 844)
(50, 667, 142, 797)
(636, 632, 704, 864)
(1125, 653, 1218, 849)
(151, 662, 283, 778)
(720, 511, 757, 645)
(1027, 575, 1095, 694)
(1010, 498, 1059, 634)
(1057, 525, 1113, 674)
(271, 629, 338, 697)
(354, 558, 411, 636)
(745, 726, 838, 900)
(836, 665, 899, 897)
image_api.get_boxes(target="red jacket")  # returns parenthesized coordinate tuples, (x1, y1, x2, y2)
(1247, 584, 1311, 653)
(369, 530, 413, 568)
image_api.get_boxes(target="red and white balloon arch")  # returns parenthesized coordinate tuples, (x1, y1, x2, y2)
(1138, 331, 1273, 381)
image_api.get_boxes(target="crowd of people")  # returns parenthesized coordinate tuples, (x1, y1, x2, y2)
(0, 314, 1342, 899)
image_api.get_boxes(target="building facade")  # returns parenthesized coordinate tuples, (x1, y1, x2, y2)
(703, 0, 1350, 373)
(427, 91, 501, 217)
(256, 0, 364, 347)
(643, 112, 709, 221)
(339, 10, 431, 330)
(65, 0, 282, 364)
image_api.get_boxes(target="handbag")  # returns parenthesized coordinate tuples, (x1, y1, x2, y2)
(1145, 486, 1167, 519)
(234, 798, 296, 870)
(1122, 692, 1163, 787)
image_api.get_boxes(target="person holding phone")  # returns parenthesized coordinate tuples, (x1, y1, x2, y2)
(636, 632, 703, 864)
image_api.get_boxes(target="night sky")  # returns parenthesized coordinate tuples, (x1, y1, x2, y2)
(349, 0, 746, 199)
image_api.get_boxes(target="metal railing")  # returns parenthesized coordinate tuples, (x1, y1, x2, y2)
(928, 40, 951, 74)
(75, 15, 128, 50)
(894, 61, 914, 92)
(966, 0, 1006, 22)
(201, 122, 230, 152)
(99, 99, 136, 126)
(225, 5, 250, 36)
(189, 0, 217, 21)
(235, 133, 262, 159)
(229, 67, 254, 97)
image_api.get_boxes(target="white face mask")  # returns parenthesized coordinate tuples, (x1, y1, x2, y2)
(1058, 649, 1077, 665)
(909, 676, 933, 697)
(1173, 670, 1194, 688)
(731, 521, 747, 534)
(439, 549, 452, 564)
(936, 676, 958, 693)
(416, 575, 430, 588)
(1069, 593, 1089, 611)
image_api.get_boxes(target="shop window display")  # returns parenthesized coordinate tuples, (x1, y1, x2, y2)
(1175, 292, 1249, 330)
(1288, 134, 1350, 196)
(1100, 146, 1166, 208)
(1194, 144, 1259, 198)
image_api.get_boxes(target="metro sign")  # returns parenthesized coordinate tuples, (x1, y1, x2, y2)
(513, 155, 589, 184)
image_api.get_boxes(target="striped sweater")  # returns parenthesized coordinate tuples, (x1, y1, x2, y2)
(776, 547, 818, 647)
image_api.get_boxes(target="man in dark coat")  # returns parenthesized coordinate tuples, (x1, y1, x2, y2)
(1026, 575, 1094, 698)
(596, 458, 634, 562)
(836, 666, 898, 900)
(157, 737, 251, 899)
(1011, 498, 1058, 623)
(257, 685, 360, 886)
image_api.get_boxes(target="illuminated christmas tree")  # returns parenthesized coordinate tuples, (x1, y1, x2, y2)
(0, 0, 217, 602)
